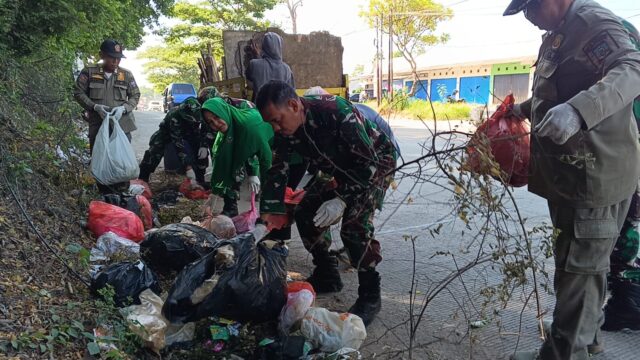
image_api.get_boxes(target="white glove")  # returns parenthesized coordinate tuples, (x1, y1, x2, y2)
(93, 104, 111, 119)
(198, 147, 209, 160)
(313, 197, 347, 228)
(251, 224, 268, 242)
(186, 168, 197, 182)
(204, 194, 224, 215)
(248, 175, 261, 194)
(534, 103, 582, 145)
(110, 105, 126, 120)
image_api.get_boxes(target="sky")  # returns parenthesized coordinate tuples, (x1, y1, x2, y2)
(122, 0, 640, 88)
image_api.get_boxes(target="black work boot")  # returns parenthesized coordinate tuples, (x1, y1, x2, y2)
(306, 252, 343, 293)
(349, 270, 381, 327)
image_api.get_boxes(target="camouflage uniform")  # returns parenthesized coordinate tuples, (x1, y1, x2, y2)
(73, 64, 140, 151)
(261, 95, 396, 270)
(138, 93, 255, 188)
(138, 97, 214, 183)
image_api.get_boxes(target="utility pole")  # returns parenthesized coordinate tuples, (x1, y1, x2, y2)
(388, 7, 393, 101)
(377, 13, 383, 106)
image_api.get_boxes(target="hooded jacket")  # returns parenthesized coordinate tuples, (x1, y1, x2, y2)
(246, 32, 295, 100)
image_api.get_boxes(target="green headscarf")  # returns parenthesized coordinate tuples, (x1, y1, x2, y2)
(202, 97, 274, 196)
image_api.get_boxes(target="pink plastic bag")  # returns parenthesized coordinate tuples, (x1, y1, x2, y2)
(87, 201, 145, 242)
(179, 179, 210, 200)
(232, 192, 258, 233)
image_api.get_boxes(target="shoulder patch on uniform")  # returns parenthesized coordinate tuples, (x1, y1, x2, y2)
(129, 80, 137, 88)
(583, 30, 620, 69)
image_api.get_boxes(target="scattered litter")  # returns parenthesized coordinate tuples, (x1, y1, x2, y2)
(141, 223, 221, 274)
(279, 281, 316, 334)
(90, 260, 161, 307)
(257, 335, 310, 359)
(55, 145, 69, 162)
(469, 319, 489, 329)
(122, 289, 168, 352)
(101, 193, 154, 230)
(179, 179, 210, 199)
(129, 179, 153, 199)
(93, 326, 118, 352)
(121, 289, 196, 352)
(203, 215, 237, 239)
(90, 231, 140, 263)
(87, 201, 145, 242)
(163, 233, 287, 324)
(300, 308, 367, 353)
(153, 190, 181, 207)
(231, 191, 258, 233)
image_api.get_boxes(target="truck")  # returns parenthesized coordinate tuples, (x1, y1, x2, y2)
(199, 28, 349, 100)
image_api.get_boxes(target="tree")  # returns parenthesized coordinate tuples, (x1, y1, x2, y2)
(0, 0, 173, 59)
(361, 0, 452, 96)
(138, 0, 278, 92)
(283, 0, 303, 34)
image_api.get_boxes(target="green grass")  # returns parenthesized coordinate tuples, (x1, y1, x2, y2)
(363, 99, 473, 121)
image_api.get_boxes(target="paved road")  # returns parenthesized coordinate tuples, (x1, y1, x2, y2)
(131, 110, 637, 359)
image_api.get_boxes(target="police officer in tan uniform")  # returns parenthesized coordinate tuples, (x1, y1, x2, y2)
(73, 39, 140, 152)
(504, 0, 640, 359)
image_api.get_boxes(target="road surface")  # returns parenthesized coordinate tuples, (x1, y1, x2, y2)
(131, 110, 637, 359)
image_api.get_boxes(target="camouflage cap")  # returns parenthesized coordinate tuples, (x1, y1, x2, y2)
(198, 86, 222, 102)
(503, 0, 536, 16)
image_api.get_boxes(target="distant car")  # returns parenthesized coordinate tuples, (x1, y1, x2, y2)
(147, 101, 163, 112)
(163, 83, 197, 112)
(349, 93, 360, 103)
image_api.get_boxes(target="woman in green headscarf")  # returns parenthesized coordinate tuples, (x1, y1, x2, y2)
(201, 97, 274, 216)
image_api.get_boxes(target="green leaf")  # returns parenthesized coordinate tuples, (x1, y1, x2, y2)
(51, 314, 60, 322)
(50, 328, 60, 338)
(39, 343, 47, 353)
(82, 332, 95, 340)
(67, 327, 79, 338)
(10, 339, 18, 349)
(87, 342, 100, 355)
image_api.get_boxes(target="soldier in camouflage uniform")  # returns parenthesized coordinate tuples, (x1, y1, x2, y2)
(138, 87, 222, 186)
(255, 81, 397, 326)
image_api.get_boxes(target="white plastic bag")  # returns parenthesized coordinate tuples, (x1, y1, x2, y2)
(122, 289, 168, 352)
(90, 231, 140, 263)
(300, 307, 367, 352)
(279, 282, 316, 334)
(91, 111, 139, 185)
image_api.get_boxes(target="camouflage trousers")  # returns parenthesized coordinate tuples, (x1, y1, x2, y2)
(294, 178, 383, 271)
(138, 128, 208, 183)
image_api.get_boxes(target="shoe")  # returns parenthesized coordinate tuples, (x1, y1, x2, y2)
(306, 252, 343, 293)
(348, 270, 381, 327)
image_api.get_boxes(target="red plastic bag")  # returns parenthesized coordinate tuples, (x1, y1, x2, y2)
(136, 195, 153, 230)
(285, 187, 305, 205)
(179, 179, 210, 200)
(130, 179, 152, 199)
(88, 201, 145, 242)
(466, 94, 530, 187)
(232, 192, 258, 233)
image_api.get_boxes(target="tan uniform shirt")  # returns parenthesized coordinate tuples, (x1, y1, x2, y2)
(73, 64, 140, 134)
(522, 0, 640, 208)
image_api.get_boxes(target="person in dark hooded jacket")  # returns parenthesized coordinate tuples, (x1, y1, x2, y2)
(246, 32, 295, 102)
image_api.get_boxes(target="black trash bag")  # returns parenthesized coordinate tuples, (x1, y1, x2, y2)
(90, 260, 161, 307)
(102, 193, 141, 217)
(140, 223, 220, 274)
(152, 190, 181, 208)
(163, 233, 288, 324)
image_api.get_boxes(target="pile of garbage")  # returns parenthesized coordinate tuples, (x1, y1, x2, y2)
(81, 179, 367, 358)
